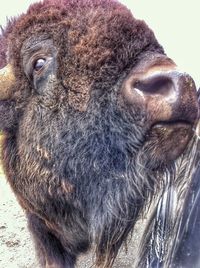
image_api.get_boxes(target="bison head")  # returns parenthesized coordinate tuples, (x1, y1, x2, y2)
(0, 1, 198, 170)
(0, 0, 199, 267)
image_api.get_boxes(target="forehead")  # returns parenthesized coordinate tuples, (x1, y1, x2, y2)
(6, 0, 162, 87)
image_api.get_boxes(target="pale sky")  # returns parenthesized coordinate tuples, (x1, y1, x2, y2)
(0, 0, 199, 87)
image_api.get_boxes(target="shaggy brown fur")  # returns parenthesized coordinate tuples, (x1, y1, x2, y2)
(0, 1, 198, 267)
(1, 0, 163, 110)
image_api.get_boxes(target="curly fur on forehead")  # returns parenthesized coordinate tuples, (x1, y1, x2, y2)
(0, 0, 163, 110)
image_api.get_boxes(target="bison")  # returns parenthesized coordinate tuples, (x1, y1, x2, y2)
(0, 0, 199, 267)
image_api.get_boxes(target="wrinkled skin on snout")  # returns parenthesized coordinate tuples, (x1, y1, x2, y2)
(0, 0, 199, 267)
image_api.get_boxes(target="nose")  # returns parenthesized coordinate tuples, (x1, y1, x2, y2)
(134, 72, 176, 99)
(122, 66, 199, 126)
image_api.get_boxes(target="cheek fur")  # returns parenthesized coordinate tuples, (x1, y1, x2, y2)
(0, 100, 18, 131)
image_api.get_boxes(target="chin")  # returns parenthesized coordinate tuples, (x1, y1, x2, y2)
(141, 122, 194, 170)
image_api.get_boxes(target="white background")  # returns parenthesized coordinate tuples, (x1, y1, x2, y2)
(0, 0, 199, 87)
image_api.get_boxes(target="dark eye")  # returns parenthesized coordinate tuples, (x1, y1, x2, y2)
(34, 58, 46, 72)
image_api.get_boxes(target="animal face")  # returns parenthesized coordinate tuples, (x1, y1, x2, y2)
(0, 1, 198, 170)
(0, 1, 199, 267)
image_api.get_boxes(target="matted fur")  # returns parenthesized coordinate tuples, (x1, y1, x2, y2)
(0, 1, 198, 267)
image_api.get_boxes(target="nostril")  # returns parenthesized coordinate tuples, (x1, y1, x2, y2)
(134, 76, 174, 95)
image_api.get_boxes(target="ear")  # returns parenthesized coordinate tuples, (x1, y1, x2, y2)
(0, 65, 17, 132)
